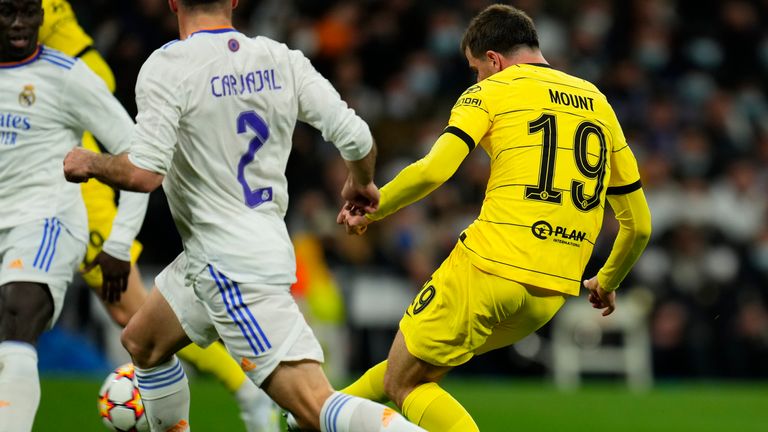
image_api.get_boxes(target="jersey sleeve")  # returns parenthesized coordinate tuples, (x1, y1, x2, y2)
(60, 60, 148, 261)
(444, 84, 493, 151)
(61, 60, 134, 154)
(606, 115, 642, 194)
(127, 52, 182, 176)
(289, 47, 372, 161)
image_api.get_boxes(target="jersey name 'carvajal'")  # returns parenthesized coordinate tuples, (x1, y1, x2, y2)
(210, 69, 282, 98)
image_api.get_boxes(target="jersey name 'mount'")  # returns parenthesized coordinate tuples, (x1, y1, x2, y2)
(210, 69, 283, 98)
(548, 88, 594, 111)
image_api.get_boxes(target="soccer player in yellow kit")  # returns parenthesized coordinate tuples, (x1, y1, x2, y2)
(38, 1, 279, 430)
(338, 5, 652, 431)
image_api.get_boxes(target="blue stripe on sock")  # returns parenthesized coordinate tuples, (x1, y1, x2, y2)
(44, 220, 62, 272)
(331, 394, 352, 432)
(135, 359, 182, 382)
(33, 218, 50, 268)
(324, 393, 350, 432)
(217, 270, 267, 353)
(137, 367, 186, 390)
(209, 265, 263, 355)
(232, 280, 272, 349)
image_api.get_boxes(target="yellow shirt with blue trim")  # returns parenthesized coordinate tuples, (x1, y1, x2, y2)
(447, 64, 641, 296)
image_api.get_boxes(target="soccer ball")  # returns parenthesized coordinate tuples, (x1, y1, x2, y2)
(98, 363, 149, 432)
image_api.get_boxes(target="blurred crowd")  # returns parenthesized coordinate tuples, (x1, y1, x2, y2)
(64, 0, 768, 379)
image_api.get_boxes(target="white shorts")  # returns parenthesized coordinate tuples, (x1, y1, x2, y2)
(156, 252, 324, 386)
(0, 218, 86, 328)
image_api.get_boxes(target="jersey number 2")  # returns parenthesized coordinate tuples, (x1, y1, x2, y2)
(237, 111, 273, 208)
(525, 113, 607, 211)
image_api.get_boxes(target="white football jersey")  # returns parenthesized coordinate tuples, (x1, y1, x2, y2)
(129, 29, 373, 283)
(0, 46, 147, 260)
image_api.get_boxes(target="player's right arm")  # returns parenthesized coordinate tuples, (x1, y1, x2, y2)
(288, 46, 379, 210)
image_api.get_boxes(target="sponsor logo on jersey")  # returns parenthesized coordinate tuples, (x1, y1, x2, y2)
(19, 84, 35, 107)
(454, 96, 483, 108)
(531, 220, 587, 246)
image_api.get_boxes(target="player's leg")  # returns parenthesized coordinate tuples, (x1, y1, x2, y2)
(341, 359, 388, 402)
(194, 266, 424, 432)
(265, 359, 426, 432)
(379, 245, 499, 431)
(0, 218, 84, 432)
(177, 342, 281, 431)
(121, 286, 193, 432)
(473, 283, 566, 357)
(383, 331, 476, 432)
(0, 282, 52, 432)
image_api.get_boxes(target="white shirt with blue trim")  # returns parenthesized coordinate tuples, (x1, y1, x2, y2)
(0, 46, 147, 260)
(128, 29, 373, 283)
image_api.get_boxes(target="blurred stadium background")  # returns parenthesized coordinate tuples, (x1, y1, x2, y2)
(36, 0, 767, 430)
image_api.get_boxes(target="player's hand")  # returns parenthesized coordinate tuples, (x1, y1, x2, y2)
(63, 147, 97, 183)
(85, 251, 130, 303)
(584, 276, 616, 316)
(336, 202, 371, 235)
(341, 174, 380, 214)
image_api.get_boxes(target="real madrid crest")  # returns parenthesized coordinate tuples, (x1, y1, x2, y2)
(19, 84, 35, 107)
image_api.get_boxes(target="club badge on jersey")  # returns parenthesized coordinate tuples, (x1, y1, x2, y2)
(19, 85, 36, 107)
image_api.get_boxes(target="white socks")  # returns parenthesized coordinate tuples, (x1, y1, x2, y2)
(134, 356, 190, 432)
(0, 342, 40, 432)
(234, 379, 280, 432)
(320, 392, 426, 432)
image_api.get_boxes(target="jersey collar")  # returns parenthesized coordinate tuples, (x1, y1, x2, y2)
(523, 63, 553, 69)
(0, 45, 42, 69)
(189, 27, 238, 38)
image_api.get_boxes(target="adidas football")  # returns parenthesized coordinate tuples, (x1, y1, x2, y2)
(98, 363, 149, 432)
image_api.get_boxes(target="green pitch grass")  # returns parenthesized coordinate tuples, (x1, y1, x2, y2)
(35, 376, 767, 431)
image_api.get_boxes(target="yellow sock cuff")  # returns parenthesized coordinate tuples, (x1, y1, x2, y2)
(402, 382, 479, 432)
(341, 360, 388, 402)
(178, 342, 246, 392)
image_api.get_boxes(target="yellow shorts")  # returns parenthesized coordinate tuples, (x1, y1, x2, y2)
(400, 244, 567, 367)
(79, 132, 142, 289)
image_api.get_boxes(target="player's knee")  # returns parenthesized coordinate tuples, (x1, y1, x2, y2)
(0, 282, 53, 342)
(120, 325, 157, 368)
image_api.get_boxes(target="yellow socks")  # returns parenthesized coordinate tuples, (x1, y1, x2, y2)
(177, 342, 245, 393)
(402, 382, 479, 432)
(341, 360, 388, 402)
(342, 360, 477, 431)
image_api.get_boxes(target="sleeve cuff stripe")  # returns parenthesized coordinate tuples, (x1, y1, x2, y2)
(443, 126, 476, 152)
(606, 180, 642, 195)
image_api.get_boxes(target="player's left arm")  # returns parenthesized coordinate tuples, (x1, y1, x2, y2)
(585, 130, 652, 315)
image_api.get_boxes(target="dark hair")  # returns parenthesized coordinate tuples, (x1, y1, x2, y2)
(179, 0, 228, 8)
(460, 4, 539, 59)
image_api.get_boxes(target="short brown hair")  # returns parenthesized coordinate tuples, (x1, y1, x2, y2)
(460, 4, 539, 59)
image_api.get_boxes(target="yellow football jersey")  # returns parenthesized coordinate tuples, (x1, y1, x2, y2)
(450, 64, 641, 296)
(39, 0, 93, 57)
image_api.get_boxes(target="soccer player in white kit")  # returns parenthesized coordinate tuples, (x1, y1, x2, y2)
(0, 1, 148, 431)
(63, 1, 426, 431)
